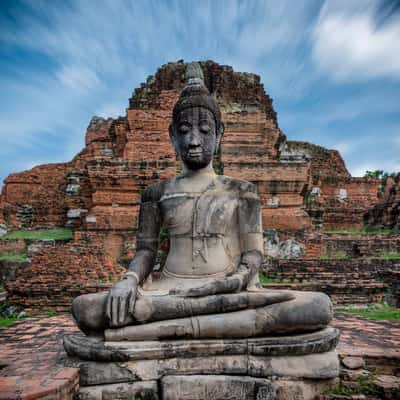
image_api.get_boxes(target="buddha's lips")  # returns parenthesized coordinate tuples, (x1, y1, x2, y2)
(187, 151, 203, 156)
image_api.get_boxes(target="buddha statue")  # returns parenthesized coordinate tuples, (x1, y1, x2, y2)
(71, 63, 332, 341)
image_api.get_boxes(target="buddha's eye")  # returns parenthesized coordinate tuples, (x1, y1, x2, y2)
(178, 123, 191, 134)
(199, 123, 211, 133)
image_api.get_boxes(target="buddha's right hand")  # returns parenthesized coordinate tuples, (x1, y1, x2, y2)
(106, 276, 138, 327)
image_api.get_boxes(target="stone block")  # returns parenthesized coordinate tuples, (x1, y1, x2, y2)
(248, 350, 340, 379)
(79, 381, 158, 400)
(162, 375, 275, 400)
(342, 356, 365, 370)
(79, 362, 138, 386)
(0, 224, 7, 236)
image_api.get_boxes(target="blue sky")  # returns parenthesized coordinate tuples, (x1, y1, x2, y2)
(0, 0, 399, 185)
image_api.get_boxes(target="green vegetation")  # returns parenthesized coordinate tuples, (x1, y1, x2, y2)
(364, 169, 397, 181)
(323, 375, 379, 397)
(0, 252, 28, 262)
(373, 252, 400, 259)
(0, 316, 20, 328)
(320, 251, 400, 260)
(44, 310, 57, 317)
(323, 228, 394, 235)
(336, 303, 400, 321)
(259, 274, 291, 285)
(1, 228, 73, 241)
(214, 157, 223, 175)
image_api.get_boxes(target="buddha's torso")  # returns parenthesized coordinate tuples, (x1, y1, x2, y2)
(140, 172, 263, 294)
(161, 177, 241, 278)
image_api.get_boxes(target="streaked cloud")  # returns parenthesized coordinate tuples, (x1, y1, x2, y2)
(0, 0, 399, 185)
(312, 1, 400, 81)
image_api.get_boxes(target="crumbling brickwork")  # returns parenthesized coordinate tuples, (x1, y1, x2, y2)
(1, 164, 71, 228)
(263, 258, 400, 305)
(322, 233, 400, 258)
(366, 174, 400, 231)
(285, 141, 350, 180)
(5, 241, 125, 311)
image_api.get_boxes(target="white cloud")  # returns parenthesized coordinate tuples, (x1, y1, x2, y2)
(332, 141, 356, 156)
(312, 3, 400, 81)
(57, 64, 101, 93)
(350, 161, 400, 177)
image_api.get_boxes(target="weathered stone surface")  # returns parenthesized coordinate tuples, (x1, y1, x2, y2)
(27, 239, 55, 253)
(249, 350, 339, 379)
(161, 375, 275, 400)
(264, 231, 305, 259)
(161, 375, 336, 400)
(76, 350, 339, 385)
(79, 362, 137, 386)
(0, 223, 6, 236)
(64, 327, 339, 362)
(78, 380, 158, 400)
(342, 356, 365, 370)
(0, 259, 28, 284)
(125, 356, 248, 381)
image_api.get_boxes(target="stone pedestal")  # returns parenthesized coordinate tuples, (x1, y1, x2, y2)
(64, 327, 340, 400)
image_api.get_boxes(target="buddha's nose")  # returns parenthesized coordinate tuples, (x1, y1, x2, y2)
(188, 131, 200, 147)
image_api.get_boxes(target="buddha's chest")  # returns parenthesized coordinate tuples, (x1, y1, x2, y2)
(160, 192, 238, 236)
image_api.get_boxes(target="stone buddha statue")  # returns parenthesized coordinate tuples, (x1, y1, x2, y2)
(71, 63, 332, 341)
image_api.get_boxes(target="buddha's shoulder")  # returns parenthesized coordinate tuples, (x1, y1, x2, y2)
(216, 175, 258, 196)
(141, 179, 174, 202)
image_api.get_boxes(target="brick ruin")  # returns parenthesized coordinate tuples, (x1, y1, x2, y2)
(366, 174, 400, 231)
(0, 60, 398, 310)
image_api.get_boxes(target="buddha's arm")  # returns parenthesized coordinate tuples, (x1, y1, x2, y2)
(106, 184, 162, 326)
(238, 184, 264, 289)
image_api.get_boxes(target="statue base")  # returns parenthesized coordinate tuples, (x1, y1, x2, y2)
(63, 327, 340, 400)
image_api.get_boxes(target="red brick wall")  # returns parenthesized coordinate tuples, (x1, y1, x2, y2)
(5, 242, 125, 311)
(2, 164, 71, 228)
(366, 175, 400, 230)
(319, 177, 380, 230)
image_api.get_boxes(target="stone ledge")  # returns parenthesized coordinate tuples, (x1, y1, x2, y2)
(64, 327, 339, 362)
(77, 374, 339, 400)
(72, 350, 339, 387)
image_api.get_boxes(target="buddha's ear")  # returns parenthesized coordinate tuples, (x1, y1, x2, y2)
(169, 124, 179, 156)
(215, 121, 224, 155)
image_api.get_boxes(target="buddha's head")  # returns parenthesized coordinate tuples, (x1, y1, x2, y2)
(169, 63, 224, 171)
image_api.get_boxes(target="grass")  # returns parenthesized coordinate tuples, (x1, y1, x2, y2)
(0, 316, 20, 328)
(336, 303, 400, 321)
(259, 274, 291, 285)
(323, 228, 395, 235)
(320, 252, 400, 260)
(1, 229, 72, 241)
(323, 375, 379, 397)
(0, 252, 28, 262)
(44, 310, 57, 317)
(373, 252, 400, 259)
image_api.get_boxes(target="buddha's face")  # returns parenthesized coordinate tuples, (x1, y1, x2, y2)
(171, 107, 219, 171)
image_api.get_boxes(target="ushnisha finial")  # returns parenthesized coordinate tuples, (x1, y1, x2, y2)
(172, 62, 221, 127)
(185, 62, 205, 85)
